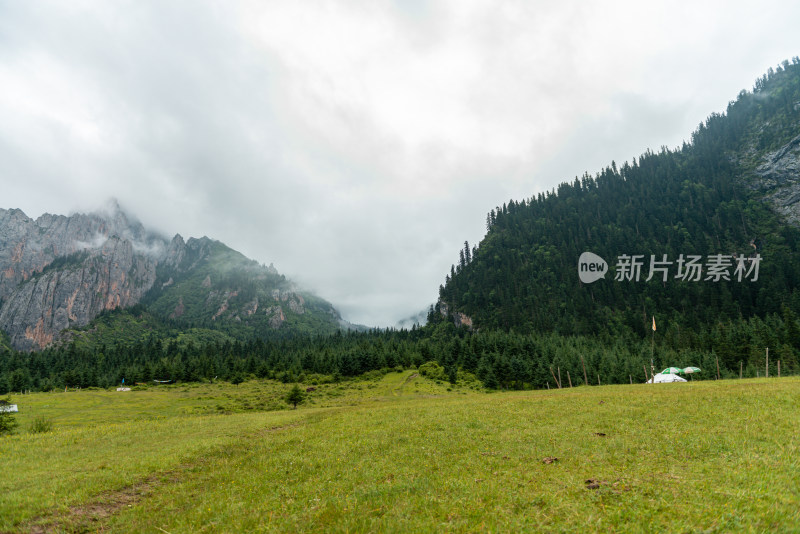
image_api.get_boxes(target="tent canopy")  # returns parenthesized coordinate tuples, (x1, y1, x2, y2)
(649, 373, 688, 383)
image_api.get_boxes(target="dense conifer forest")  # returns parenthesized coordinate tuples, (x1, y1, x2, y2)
(440, 58, 800, 338)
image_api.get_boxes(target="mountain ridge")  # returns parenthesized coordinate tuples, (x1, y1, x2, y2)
(437, 58, 800, 346)
(0, 202, 348, 350)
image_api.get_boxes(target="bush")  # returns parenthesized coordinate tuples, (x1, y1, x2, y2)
(29, 416, 53, 434)
(361, 370, 384, 381)
(418, 361, 446, 381)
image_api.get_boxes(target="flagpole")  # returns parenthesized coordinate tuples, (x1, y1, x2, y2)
(650, 316, 656, 383)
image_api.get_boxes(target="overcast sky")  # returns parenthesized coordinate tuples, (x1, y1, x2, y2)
(1, 1, 799, 327)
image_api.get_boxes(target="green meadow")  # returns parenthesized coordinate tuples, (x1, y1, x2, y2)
(1, 372, 798, 533)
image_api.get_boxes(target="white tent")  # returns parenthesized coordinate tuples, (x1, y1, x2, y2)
(648, 373, 687, 384)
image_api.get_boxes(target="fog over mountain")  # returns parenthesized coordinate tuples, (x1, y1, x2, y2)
(0, 202, 349, 350)
(1, 1, 800, 326)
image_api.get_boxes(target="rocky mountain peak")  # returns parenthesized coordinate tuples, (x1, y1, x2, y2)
(0, 203, 345, 350)
(0, 203, 171, 350)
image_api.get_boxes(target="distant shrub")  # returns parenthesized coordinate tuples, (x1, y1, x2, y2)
(29, 416, 53, 434)
(458, 371, 480, 385)
(312, 374, 333, 385)
(418, 361, 446, 381)
(361, 369, 384, 381)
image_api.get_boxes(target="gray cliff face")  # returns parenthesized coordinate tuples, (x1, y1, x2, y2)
(0, 203, 162, 297)
(751, 134, 800, 226)
(0, 204, 346, 349)
(0, 204, 169, 350)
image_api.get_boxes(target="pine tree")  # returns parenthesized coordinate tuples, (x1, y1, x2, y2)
(483, 368, 499, 389)
(448, 366, 458, 385)
(0, 398, 17, 435)
(286, 384, 305, 409)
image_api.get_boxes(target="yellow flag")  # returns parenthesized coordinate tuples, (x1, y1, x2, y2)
(652, 316, 656, 332)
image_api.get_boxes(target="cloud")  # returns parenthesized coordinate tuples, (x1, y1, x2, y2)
(73, 233, 109, 251)
(1, 0, 800, 326)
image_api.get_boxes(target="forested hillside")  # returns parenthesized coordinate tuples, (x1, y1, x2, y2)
(143, 236, 346, 339)
(439, 59, 800, 348)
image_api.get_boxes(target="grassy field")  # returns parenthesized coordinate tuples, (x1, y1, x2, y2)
(1, 372, 798, 532)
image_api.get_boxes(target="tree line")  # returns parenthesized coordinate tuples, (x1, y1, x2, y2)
(1, 307, 796, 394)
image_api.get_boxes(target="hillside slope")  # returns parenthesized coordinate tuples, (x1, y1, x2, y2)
(438, 59, 800, 342)
(143, 235, 345, 339)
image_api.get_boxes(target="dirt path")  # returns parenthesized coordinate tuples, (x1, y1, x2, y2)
(19, 423, 301, 534)
(393, 372, 419, 395)
(26, 468, 187, 534)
